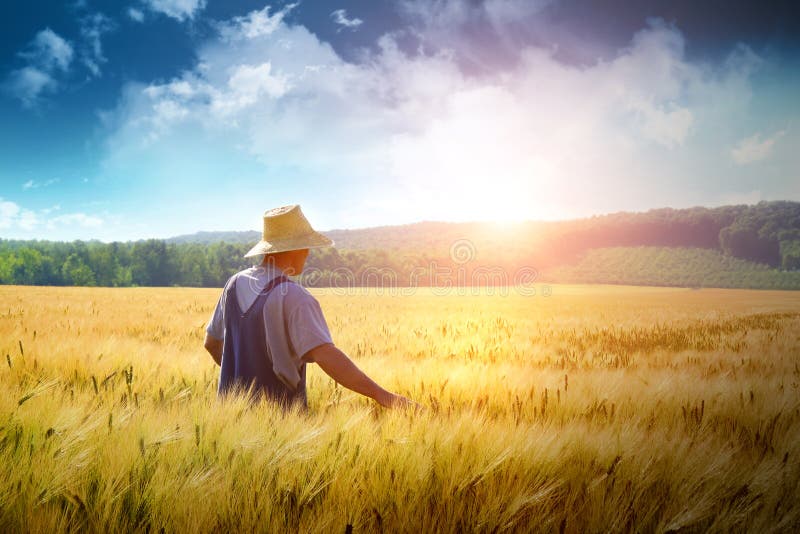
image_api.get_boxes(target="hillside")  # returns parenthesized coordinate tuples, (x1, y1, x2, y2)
(545, 247, 800, 290)
(166, 230, 261, 244)
(165, 221, 545, 251)
(169, 201, 800, 269)
(2, 201, 799, 289)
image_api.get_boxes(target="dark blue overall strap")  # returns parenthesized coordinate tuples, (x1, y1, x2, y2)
(240, 274, 291, 314)
(218, 272, 306, 407)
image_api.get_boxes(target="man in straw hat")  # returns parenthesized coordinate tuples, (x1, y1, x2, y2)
(204, 204, 413, 409)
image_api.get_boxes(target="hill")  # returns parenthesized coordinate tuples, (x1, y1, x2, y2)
(164, 222, 538, 251)
(168, 201, 800, 269)
(166, 230, 261, 244)
(545, 246, 800, 290)
(1, 201, 799, 288)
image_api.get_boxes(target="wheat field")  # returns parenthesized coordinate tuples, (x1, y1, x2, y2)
(1, 284, 799, 533)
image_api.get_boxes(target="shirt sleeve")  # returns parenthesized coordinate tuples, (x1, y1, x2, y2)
(286, 292, 333, 361)
(205, 286, 226, 340)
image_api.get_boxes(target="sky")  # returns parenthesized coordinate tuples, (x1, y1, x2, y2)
(0, 0, 799, 242)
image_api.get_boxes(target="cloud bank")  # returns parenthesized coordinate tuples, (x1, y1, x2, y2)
(100, 1, 795, 228)
(3, 8, 116, 107)
(0, 196, 107, 239)
(4, 28, 73, 107)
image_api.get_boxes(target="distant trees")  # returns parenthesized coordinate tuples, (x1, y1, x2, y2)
(720, 225, 779, 265)
(0, 239, 254, 288)
(0, 201, 798, 289)
(130, 240, 173, 286)
(516, 201, 797, 270)
(61, 254, 96, 286)
(718, 201, 800, 266)
(7, 248, 57, 285)
(781, 240, 800, 271)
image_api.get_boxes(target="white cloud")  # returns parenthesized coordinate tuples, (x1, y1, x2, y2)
(218, 3, 297, 40)
(79, 13, 116, 77)
(41, 204, 61, 215)
(128, 8, 145, 23)
(20, 28, 74, 72)
(0, 199, 21, 228)
(3, 15, 115, 107)
(0, 199, 39, 231)
(215, 63, 290, 113)
(102, 4, 775, 225)
(331, 9, 363, 31)
(22, 178, 59, 189)
(47, 213, 104, 229)
(4, 67, 57, 108)
(17, 210, 40, 231)
(122, 61, 289, 144)
(0, 197, 103, 235)
(143, 0, 207, 22)
(629, 100, 694, 148)
(731, 130, 785, 165)
(3, 28, 74, 107)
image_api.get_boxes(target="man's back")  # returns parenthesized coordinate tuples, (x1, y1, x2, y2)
(206, 264, 333, 403)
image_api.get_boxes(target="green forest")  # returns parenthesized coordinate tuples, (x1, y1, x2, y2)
(1, 201, 799, 289)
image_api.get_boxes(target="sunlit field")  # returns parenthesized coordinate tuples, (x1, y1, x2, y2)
(1, 284, 799, 532)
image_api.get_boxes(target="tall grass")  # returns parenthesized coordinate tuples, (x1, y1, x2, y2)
(1, 285, 799, 532)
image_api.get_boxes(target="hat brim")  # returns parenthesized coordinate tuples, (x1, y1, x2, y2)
(243, 232, 334, 258)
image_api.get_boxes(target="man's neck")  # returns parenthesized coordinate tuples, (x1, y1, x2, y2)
(260, 259, 293, 276)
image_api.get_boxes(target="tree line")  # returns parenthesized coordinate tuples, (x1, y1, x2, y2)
(0, 239, 501, 288)
(1, 201, 798, 288)
(0, 240, 248, 287)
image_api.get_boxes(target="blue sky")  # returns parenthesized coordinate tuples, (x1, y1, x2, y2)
(1, 0, 799, 241)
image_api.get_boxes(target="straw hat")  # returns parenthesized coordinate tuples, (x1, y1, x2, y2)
(244, 204, 334, 258)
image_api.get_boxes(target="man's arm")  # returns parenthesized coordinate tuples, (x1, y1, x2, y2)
(204, 332, 223, 366)
(304, 343, 412, 408)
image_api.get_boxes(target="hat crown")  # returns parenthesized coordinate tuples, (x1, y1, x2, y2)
(243, 204, 333, 257)
(262, 204, 315, 241)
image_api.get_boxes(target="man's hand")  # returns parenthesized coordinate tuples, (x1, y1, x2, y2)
(306, 343, 415, 409)
(382, 392, 422, 411)
(204, 332, 223, 366)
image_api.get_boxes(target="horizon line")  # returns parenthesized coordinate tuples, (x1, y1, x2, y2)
(1, 199, 792, 245)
